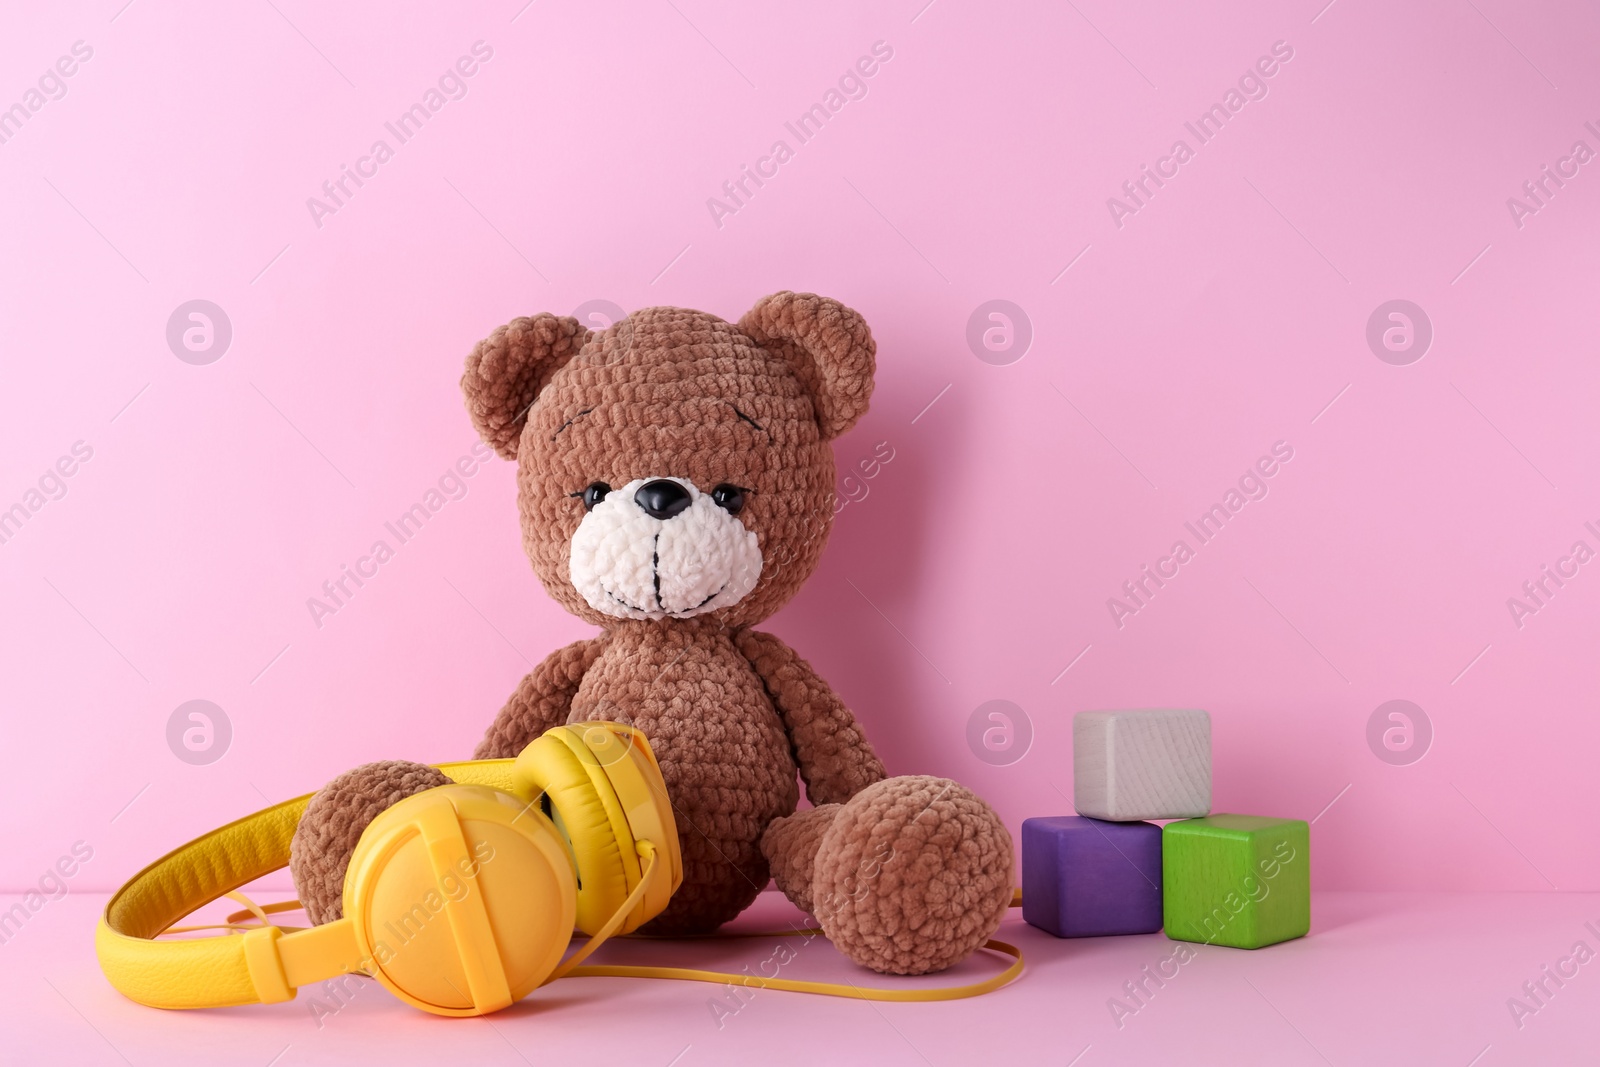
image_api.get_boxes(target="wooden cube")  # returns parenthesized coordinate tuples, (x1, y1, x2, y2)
(1162, 814, 1310, 949)
(1073, 709, 1211, 821)
(1021, 816, 1163, 937)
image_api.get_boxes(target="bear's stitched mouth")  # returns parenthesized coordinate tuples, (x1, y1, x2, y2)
(692, 583, 727, 610)
(652, 533, 661, 610)
(600, 585, 648, 614)
(599, 579, 728, 617)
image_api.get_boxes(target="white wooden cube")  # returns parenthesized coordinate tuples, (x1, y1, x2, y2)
(1073, 709, 1211, 821)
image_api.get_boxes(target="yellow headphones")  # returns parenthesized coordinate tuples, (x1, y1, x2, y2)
(97, 722, 1021, 1017)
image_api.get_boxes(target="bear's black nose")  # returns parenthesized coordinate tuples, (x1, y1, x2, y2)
(635, 479, 692, 520)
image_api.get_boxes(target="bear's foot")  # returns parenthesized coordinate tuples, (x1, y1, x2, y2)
(289, 761, 452, 924)
(764, 776, 1014, 975)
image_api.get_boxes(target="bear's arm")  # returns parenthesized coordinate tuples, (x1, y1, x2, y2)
(734, 628, 887, 806)
(472, 636, 607, 759)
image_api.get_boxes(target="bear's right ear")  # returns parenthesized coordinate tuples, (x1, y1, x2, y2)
(461, 314, 592, 460)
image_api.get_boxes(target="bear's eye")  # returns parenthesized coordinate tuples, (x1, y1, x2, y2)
(573, 482, 611, 511)
(711, 484, 749, 515)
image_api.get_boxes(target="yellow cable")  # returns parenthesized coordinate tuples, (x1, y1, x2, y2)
(156, 870, 1026, 1003)
(566, 938, 1024, 1002)
(545, 842, 662, 984)
(161, 923, 275, 934)
(226, 898, 305, 921)
(617, 926, 822, 942)
(223, 891, 273, 928)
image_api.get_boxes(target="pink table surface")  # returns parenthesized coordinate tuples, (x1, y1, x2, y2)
(9, 890, 1597, 1065)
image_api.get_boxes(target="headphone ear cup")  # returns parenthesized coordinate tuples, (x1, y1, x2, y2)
(343, 784, 576, 1017)
(576, 723, 684, 917)
(514, 731, 638, 936)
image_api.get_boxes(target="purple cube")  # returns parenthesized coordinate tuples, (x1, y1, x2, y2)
(1022, 816, 1163, 937)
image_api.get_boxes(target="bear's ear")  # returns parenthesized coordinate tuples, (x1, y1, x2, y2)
(739, 291, 875, 441)
(461, 314, 592, 460)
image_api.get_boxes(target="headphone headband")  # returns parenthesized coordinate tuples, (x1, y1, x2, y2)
(96, 759, 520, 1010)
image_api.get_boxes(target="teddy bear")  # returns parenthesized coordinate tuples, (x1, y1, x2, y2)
(288, 292, 1014, 976)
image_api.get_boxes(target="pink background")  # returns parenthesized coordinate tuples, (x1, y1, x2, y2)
(4, 0, 1599, 914)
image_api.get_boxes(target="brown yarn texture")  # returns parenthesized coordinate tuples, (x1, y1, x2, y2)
(291, 293, 1014, 973)
(812, 777, 1015, 975)
(289, 760, 452, 925)
(462, 314, 591, 461)
(760, 804, 840, 916)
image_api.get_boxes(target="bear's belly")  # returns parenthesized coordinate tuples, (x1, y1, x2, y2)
(566, 624, 799, 933)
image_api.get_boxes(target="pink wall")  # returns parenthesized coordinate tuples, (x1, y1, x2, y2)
(1, 0, 1596, 895)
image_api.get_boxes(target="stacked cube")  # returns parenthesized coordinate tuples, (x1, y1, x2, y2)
(1021, 709, 1310, 949)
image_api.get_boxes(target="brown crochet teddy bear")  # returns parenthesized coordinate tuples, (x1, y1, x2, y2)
(289, 292, 1014, 976)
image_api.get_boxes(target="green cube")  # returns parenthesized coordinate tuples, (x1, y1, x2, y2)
(1162, 814, 1310, 949)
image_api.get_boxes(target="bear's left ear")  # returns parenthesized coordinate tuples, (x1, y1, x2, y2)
(739, 291, 875, 441)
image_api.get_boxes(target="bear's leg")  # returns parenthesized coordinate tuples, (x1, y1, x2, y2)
(761, 776, 1014, 976)
(760, 803, 843, 915)
(289, 761, 452, 925)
